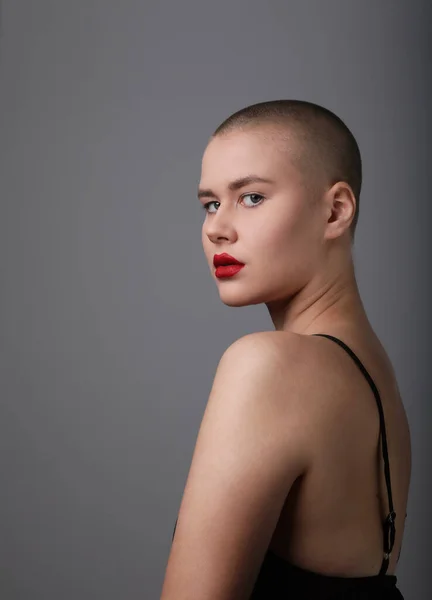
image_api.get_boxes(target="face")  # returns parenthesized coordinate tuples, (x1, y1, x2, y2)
(198, 127, 327, 307)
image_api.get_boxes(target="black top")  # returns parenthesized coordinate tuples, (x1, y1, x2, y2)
(171, 333, 403, 599)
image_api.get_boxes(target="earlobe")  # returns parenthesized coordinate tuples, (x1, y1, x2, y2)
(324, 203, 352, 241)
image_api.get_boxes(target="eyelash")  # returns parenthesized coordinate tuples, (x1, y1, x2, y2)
(202, 193, 265, 214)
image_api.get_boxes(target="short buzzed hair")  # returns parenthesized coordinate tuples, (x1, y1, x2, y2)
(212, 100, 362, 241)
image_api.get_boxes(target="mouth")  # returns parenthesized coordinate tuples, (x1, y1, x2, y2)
(213, 253, 244, 268)
(213, 253, 245, 279)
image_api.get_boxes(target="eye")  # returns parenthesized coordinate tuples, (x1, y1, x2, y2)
(241, 193, 265, 208)
(202, 200, 220, 214)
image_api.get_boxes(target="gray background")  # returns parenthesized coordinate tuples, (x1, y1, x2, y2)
(0, 1, 430, 598)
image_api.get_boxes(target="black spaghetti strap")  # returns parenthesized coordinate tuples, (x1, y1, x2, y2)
(312, 333, 396, 576)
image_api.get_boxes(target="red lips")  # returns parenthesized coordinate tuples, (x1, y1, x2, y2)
(213, 253, 244, 267)
(213, 253, 245, 278)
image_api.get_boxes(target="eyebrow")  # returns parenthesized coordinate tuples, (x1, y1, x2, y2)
(197, 175, 275, 200)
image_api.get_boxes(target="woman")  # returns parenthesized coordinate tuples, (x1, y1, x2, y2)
(160, 100, 411, 599)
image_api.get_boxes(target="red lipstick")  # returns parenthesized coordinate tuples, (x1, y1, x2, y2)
(213, 253, 245, 278)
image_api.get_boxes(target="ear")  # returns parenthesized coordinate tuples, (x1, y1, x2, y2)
(324, 181, 356, 240)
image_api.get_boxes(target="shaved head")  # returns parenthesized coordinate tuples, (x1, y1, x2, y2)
(211, 100, 362, 240)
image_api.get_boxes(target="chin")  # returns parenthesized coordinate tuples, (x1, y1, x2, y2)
(217, 288, 266, 307)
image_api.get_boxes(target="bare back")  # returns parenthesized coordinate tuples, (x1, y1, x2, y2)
(268, 329, 411, 577)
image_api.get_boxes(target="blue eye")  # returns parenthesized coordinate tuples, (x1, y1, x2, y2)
(202, 201, 219, 213)
(241, 193, 264, 207)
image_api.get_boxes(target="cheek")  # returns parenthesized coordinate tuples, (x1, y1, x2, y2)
(259, 200, 317, 250)
(253, 218, 298, 258)
(201, 224, 207, 248)
(201, 227, 212, 260)
(250, 213, 317, 282)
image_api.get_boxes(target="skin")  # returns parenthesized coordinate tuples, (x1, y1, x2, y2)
(160, 125, 411, 600)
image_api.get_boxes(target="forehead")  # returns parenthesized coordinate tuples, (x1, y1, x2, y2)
(200, 127, 302, 187)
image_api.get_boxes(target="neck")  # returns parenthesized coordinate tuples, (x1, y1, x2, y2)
(266, 243, 370, 336)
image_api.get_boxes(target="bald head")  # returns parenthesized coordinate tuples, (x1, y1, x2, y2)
(212, 100, 362, 240)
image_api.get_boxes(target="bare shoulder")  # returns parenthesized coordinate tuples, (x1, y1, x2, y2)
(213, 330, 305, 404)
(222, 331, 386, 434)
(220, 330, 311, 371)
(207, 330, 322, 463)
(217, 331, 332, 422)
(223, 330, 338, 381)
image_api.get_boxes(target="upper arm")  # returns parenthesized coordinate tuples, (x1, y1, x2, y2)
(160, 332, 312, 600)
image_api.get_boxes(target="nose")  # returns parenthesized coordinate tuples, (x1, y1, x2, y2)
(203, 206, 238, 244)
